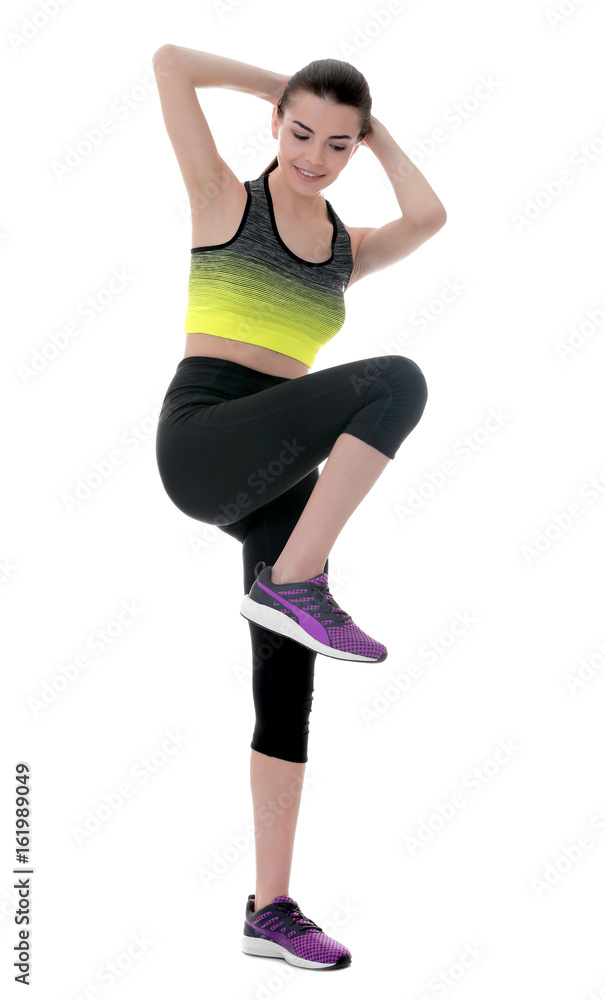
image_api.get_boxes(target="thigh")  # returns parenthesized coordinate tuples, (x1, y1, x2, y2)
(156, 355, 398, 527)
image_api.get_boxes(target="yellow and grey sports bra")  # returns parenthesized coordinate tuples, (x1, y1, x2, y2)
(184, 173, 354, 367)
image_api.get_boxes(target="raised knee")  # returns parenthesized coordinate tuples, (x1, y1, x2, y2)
(386, 355, 428, 417)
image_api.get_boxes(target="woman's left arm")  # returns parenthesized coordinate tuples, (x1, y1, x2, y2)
(362, 115, 446, 225)
(349, 115, 447, 285)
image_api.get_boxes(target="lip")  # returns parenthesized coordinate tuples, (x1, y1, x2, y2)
(294, 165, 324, 181)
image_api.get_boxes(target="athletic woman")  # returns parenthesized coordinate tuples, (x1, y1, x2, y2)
(153, 44, 446, 970)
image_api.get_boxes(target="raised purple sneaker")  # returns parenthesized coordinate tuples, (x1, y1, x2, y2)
(240, 565, 387, 663)
(242, 894, 351, 970)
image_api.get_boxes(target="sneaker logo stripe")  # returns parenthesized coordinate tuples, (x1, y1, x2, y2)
(257, 582, 327, 642)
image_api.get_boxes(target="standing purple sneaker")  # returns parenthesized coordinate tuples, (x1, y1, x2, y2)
(240, 565, 387, 662)
(242, 894, 352, 970)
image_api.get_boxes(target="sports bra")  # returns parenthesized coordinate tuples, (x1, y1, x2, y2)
(184, 173, 354, 367)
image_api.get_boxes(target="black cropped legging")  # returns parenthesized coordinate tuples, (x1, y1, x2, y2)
(155, 353, 428, 763)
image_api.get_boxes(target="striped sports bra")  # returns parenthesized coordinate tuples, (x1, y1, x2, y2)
(184, 173, 354, 367)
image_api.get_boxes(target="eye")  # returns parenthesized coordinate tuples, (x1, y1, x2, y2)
(293, 132, 346, 151)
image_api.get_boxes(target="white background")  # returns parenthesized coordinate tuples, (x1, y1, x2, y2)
(2, 0, 605, 996)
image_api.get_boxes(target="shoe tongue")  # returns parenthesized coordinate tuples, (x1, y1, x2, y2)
(272, 895, 296, 904)
(306, 573, 328, 586)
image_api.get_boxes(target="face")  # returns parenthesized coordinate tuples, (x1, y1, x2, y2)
(271, 91, 362, 189)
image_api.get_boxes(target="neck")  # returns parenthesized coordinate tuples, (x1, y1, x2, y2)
(267, 166, 327, 219)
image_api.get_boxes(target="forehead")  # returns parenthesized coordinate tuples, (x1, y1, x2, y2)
(286, 91, 360, 135)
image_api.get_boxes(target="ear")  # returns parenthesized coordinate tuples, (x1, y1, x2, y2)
(271, 106, 280, 140)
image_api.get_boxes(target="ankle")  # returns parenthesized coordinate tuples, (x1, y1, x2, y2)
(254, 895, 279, 913)
(271, 564, 324, 585)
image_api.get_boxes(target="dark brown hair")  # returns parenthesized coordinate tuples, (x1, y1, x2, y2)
(259, 57, 371, 177)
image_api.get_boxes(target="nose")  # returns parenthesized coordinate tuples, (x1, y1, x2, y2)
(306, 144, 324, 169)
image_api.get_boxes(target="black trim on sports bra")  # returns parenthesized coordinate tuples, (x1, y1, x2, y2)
(191, 181, 252, 253)
(263, 172, 337, 267)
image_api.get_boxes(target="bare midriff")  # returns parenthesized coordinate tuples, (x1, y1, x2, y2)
(183, 332, 310, 379)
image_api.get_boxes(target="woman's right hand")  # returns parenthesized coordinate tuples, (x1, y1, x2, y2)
(268, 73, 291, 105)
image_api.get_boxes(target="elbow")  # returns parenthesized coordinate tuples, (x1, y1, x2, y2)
(153, 43, 177, 66)
(422, 204, 447, 231)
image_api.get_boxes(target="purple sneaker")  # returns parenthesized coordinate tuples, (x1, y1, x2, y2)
(242, 894, 351, 970)
(240, 565, 387, 663)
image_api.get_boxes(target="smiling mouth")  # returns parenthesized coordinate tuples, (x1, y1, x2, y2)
(294, 165, 324, 178)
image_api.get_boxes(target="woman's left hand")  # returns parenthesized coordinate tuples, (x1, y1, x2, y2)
(360, 115, 380, 147)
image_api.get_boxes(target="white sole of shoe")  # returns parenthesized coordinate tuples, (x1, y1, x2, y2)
(239, 596, 386, 662)
(241, 934, 347, 968)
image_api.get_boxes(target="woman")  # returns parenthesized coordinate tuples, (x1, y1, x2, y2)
(153, 44, 446, 970)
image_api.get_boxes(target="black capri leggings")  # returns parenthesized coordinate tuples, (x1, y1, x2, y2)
(155, 353, 428, 763)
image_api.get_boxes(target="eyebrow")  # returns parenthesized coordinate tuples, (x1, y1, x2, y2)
(291, 119, 352, 140)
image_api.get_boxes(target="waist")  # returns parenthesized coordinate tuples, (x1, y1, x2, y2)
(184, 333, 310, 379)
(175, 355, 293, 384)
(159, 355, 294, 424)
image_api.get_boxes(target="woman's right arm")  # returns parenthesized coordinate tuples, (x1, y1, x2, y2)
(154, 44, 288, 105)
(152, 44, 288, 207)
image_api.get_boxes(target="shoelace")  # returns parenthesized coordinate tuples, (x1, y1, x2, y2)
(275, 899, 323, 934)
(313, 582, 352, 625)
